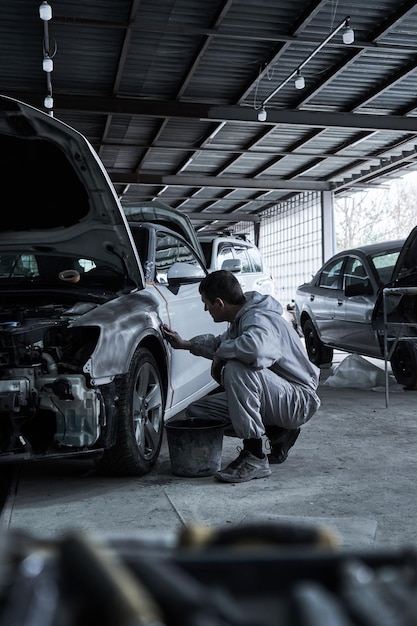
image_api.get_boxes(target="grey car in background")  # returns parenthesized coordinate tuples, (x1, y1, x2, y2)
(294, 229, 417, 389)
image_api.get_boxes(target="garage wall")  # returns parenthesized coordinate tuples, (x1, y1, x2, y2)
(238, 192, 324, 307)
(230, 190, 335, 308)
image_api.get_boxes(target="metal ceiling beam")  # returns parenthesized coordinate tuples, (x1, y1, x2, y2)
(98, 141, 371, 161)
(110, 172, 332, 191)
(51, 15, 417, 54)
(10, 92, 417, 133)
(182, 212, 261, 222)
(229, 2, 417, 193)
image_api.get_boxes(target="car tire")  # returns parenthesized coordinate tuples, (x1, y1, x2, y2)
(95, 347, 165, 476)
(390, 340, 417, 390)
(303, 319, 334, 366)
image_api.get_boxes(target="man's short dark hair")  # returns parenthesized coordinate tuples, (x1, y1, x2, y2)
(199, 270, 246, 305)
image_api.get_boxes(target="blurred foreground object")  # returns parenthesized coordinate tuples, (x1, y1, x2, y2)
(0, 523, 417, 626)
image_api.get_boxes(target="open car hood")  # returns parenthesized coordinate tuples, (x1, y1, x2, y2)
(0, 94, 144, 288)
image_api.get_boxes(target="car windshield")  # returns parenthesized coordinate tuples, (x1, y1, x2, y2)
(0, 254, 96, 279)
(0, 253, 126, 290)
(369, 249, 402, 284)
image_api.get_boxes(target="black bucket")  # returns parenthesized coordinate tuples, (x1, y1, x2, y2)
(165, 418, 224, 477)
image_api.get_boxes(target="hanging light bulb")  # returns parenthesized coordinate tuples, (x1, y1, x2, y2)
(39, 1, 52, 20)
(44, 94, 54, 109)
(257, 107, 267, 122)
(294, 70, 305, 90)
(42, 56, 53, 72)
(342, 18, 354, 44)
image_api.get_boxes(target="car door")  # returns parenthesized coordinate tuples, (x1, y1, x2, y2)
(372, 225, 417, 341)
(338, 256, 380, 354)
(135, 226, 227, 412)
(307, 256, 345, 345)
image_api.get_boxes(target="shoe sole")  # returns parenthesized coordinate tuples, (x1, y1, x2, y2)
(214, 468, 271, 483)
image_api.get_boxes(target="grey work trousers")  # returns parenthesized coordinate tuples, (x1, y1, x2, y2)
(185, 359, 320, 440)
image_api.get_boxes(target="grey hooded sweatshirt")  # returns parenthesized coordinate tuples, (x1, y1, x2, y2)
(189, 291, 319, 393)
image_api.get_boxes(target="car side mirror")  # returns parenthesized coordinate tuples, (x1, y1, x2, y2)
(167, 262, 206, 286)
(345, 281, 373, 297)
(221, 258, 242, 273)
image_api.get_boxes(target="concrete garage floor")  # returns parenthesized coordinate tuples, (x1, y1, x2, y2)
(1, 353, 417, 552)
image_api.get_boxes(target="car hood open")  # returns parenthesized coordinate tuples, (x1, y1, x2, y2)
(0, 94, 145, 288)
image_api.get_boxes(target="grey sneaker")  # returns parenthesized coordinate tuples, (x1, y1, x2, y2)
(214, 450, 271, 483)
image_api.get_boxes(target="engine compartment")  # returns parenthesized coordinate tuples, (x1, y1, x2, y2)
(0, 299, 103, 459)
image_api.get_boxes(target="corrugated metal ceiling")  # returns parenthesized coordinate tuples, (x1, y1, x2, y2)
(2, 0, 417, 229)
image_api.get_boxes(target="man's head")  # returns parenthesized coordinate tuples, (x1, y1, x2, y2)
(199, 270, 246, 322)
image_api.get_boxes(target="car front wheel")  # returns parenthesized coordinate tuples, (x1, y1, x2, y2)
(95, 347, 165, 476)
(303, 319, 334, 366)
(390, 340, 417, 390)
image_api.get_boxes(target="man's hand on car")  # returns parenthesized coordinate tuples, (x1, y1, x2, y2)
(161, 324, 191, 350)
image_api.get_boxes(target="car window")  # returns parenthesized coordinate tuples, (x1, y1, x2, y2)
(0, 254, 38, 277)
(217, 245, 234, 269)
(233, 245, 251, 273)
(318, 258, 344, 289)
(370, 250, 401, 284)
(129, 227, 149, 266)
(155, 232, 204, 284)
(344, 257, 368, 288)
(0, 254, 97, 280)
(199, 240, 213, 268)
(246, 246, 263, 272)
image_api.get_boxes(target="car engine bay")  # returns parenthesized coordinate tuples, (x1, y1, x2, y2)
(0, 298, 104, 460)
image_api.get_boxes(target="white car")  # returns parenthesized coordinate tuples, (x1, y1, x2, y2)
(198, 232, 275, 296)
(0, 95, 225, 476)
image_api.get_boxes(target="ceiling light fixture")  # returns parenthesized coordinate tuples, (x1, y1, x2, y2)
(39, 1, 52, 20)
(294, 70, 305, 90)
(39, 2, 55, 115)
(256, 16, 354, 120)
(342, 18, 355, 45)
(257, 107, 267, 122)
(42, 56, 53, 72)
(44, 94, 54, 109)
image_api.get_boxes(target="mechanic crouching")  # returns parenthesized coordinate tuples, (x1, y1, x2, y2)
(162, 270, 320, 483)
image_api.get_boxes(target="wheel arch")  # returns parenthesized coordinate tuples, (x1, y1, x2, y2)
(302, 315, 334, 366)
(390, 339, 417, 390)
(95, 335, 168, 450)
(300, 311, 314, 331)
(139, 334, 169, 402)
